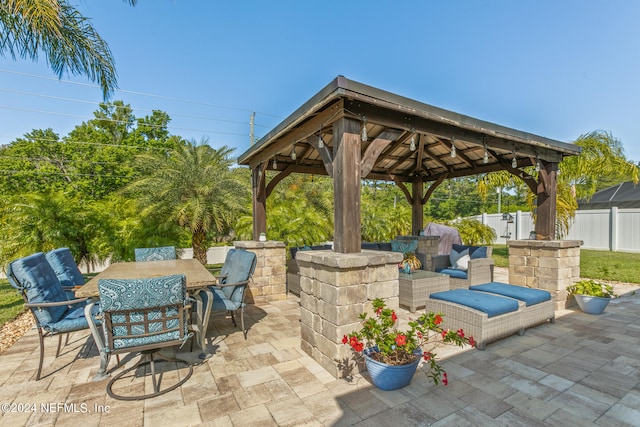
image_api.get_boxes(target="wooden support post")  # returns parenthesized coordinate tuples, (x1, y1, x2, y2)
(535, 160, 557, 240)
(251, 165, 267, 240)
(411, 176, 424, 236)
(333, 117, 361, 253)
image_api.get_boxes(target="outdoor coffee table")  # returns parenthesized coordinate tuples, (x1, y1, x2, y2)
(399, 270, 450, 312)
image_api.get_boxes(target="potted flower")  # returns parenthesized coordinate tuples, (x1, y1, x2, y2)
(566, 279, 617, 315)
(399, 252, 422, 273)
(342, 298, 474, 390)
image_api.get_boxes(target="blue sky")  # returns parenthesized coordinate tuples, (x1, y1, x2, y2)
(2, 1, 640, 162)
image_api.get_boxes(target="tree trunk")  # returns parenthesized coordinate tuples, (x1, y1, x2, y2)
(192, 229, 208, 265)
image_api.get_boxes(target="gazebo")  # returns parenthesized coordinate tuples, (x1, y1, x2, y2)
(237, 76, 583, 378)
(238, 76, 581, 250)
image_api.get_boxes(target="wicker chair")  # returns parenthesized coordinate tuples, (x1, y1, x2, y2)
(431, 245, 494, 289)
(97, 274, 193, 400)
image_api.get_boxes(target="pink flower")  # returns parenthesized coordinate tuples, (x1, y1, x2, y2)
(469, 336, 476, 347)
(442, 372, 448, 386)
(457, 329, 465, 338)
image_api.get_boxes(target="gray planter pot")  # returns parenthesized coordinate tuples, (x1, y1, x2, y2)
(574, 294, 611, 315)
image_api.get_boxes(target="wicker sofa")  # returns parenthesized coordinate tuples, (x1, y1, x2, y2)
(431, 245, 494, 289)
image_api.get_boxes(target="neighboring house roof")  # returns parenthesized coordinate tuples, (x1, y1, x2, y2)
(579, 182, 640, 209)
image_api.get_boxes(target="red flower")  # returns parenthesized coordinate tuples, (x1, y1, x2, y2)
(395, 334, 406, 346)
(342, 335, 348, 344)
(469, 336, 476, 347)
(354, 342, 364, 352)
(391, 311, 398, 322)
(442, 372, 448, 386)
(441, 329, 448, 339)
(457, 329, 465, 338)
(434, 314, 442, 325)
(417, 331, 423, 339)
(423, 352, 432, 361)
(376, 307, 383, 315)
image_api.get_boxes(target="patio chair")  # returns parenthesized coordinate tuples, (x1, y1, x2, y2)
(7, 252, 100, 380)
(97, 274, 193, 400)
(431, 244, 494, 289)
(195, 249, 257, 340)
(134, 246, 177, 262)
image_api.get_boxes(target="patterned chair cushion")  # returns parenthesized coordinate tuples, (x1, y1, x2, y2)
(7, 253, 71, 325)
(134, 246, 177, 262)
(45, 248, 85, 287)
(99, 274, 187, 350)
(391, 239, 418, 255)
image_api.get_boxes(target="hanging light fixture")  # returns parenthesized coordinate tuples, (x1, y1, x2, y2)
(291, 148, 297, 160)
(450, 137, 456, 158)
(272, 157, 278, 170)
(483, 139, 489, 164)
(535, 156, 541, 172)
(361, 116, 368, 141)
(410, 128, 416, 151)
(318, 132, 324, 149)
(511, 152, 517, 168)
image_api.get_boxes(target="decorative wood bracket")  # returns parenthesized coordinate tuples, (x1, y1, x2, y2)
(391, 174, 413, 204)
(361, 129, 402, 177)
(422, 174, 448, 204)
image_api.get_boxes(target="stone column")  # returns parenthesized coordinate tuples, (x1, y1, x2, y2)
(393, 235, 439, 271)
(234, 240, 287, 304)
(508, 240, 583, 310)
(297, 250, 403, 379)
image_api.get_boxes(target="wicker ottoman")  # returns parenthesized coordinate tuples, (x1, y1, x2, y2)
(426, 289, 526, 350)
(399, 270, 450, 312)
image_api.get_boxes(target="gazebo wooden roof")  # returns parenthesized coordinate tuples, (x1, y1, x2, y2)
(238, 76, 581, 252)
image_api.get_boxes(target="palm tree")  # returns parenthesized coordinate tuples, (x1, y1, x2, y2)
(0, 0, 137, 98)
(479, 130, 639, 238)
(125, 140, 249, 264)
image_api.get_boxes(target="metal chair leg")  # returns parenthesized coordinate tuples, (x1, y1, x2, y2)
(35, 329, 45, 381)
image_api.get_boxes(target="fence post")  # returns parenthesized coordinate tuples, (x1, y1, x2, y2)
(610, 207, 618, 252)
(515, 210, 522, 240)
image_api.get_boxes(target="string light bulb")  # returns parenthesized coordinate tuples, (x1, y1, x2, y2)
(361, 116, 368, 141)
(483, 141, 489, 164)
(535, 156, 541, 172)
(410, 128, 416, 151)
(450, 138, 456, 158)
(318, 133, 324, 149)
(511, 153, 517, 168)
(272, 157, 277, 170)
(291, 149, 296, 160)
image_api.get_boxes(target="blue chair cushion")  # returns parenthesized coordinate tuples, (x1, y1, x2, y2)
(45, 248, 85, 287)
(470, 282, 551, 307)
(45, 303, 100, 334)
(437, 268, 468, 280)
(452, 244, 488, 259)
(218, 249, 256, 301)
(8, 253, 70, 325)
(134, 246, 177, 262)
(430, 289, 520, 318)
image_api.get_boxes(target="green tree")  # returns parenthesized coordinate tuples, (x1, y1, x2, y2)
(0, 0, 137, 98)
(124, 141, 249, 264)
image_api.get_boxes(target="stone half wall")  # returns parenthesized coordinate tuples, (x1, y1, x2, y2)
(234, 240, 287, 304)
(296, 249, 403, 379)
(508, 239, 583, 310)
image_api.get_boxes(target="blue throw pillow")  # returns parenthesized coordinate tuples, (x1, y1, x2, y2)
(449, 247, 469, 271)
(452, 244, 488, 259)
(391, 239, 418, 254)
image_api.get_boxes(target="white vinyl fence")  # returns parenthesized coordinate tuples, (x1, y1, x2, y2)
(469, 207, 640, 252)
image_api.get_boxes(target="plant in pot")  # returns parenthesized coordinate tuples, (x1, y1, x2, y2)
(566, 279, 617, 315)
(399, 252, 422, 273)
(342, 298, 474, 390)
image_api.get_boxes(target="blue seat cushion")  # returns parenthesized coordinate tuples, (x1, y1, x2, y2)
(430, 289, 520, 318)
(45, 303, 101, 334)
(470, 282, 551, 307)
(8, 253, 70, 325)
(436, 268, 468, 279)
(45, 248, 85, 287)
(218, 249, 256, 301)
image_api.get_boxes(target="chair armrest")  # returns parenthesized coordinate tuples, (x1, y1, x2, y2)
(215, 280, 249, 288)
(467, 257, 495, 284)
(25, 297, 89, 308)
(431, 255, 450, 271)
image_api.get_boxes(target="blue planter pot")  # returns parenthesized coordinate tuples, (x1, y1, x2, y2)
(363, 348, 422, 391)
(574, 294, 611, 315)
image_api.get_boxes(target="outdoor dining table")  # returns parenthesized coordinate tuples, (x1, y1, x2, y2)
(76, 258, 216, 381)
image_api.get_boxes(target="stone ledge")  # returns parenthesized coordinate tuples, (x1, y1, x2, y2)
(508, 239, 583, 249)
(296, 250, 402, 268)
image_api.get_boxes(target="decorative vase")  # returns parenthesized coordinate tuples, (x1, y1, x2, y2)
(363, 348, 422, 390)
(574, 294, 611, 315)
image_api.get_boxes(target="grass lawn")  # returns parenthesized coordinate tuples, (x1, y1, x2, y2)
(0, 279, 26, 328)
